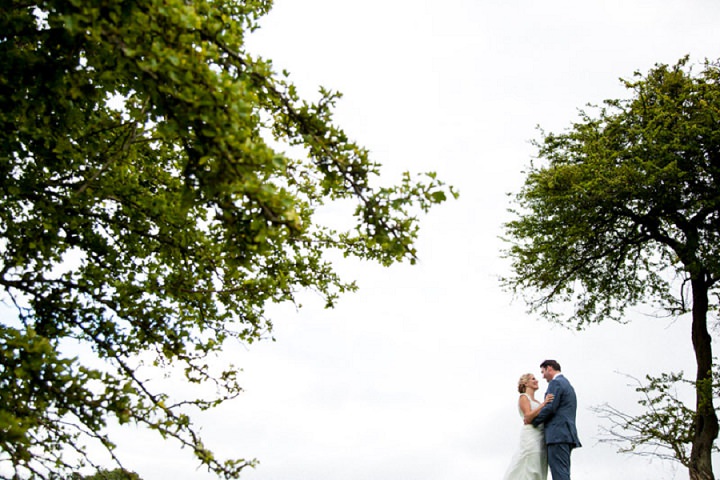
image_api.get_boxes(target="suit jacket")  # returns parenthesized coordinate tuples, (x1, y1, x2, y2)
(532, 374, 581, 447)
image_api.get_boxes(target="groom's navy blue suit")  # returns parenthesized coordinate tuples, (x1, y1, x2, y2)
(532, 374, 581, 480)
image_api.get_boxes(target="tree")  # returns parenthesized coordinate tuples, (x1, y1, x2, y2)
(0, 1, 456, 478)
(72, 468, 142, 480)
(590, 369, 720, 469)
(502, 57, 720, 480)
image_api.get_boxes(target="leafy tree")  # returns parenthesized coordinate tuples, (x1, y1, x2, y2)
(503, 57, 720, 480)
(71, 468, 142, 480)
(0, 0, 455, 478)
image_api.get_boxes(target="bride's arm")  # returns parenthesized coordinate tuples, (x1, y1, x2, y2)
(522, 394, 554, 425)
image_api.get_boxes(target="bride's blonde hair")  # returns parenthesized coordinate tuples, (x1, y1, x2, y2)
(517, 373, 533, 393)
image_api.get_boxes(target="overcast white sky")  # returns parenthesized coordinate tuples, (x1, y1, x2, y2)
(108, 1, 720, 479)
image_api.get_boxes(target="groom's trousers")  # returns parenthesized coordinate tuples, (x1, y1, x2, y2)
(547, 443, 572, 480)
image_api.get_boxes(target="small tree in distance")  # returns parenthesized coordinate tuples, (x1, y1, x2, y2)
(72, 468, 142, 480)
(0, 0, 456, 478)
(503, 57, 719, 480)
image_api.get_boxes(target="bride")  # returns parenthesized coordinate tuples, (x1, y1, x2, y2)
(502, 373, 554, 480)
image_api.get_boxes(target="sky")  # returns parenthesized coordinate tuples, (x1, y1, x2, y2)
(81, 1, 720, 479)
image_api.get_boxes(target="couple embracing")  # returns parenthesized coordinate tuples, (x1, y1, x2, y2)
(502, 360, 581, 480)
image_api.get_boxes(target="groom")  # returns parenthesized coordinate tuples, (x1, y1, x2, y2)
(529, 360, 581, 480)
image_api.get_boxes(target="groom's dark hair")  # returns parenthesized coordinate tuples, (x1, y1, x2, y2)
(540, 360, 561, 371)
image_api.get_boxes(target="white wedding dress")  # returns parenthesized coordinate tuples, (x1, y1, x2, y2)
(502, 393, 547, 480)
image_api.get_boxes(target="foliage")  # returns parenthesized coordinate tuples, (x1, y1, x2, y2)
(502, 57, 720, 479)
(71, 468, 143, 480)
(0, 0, 455, 478)
(592, 370, 720, 466)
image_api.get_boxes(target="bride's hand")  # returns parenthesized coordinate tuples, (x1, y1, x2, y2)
(543, 393, 554, 406)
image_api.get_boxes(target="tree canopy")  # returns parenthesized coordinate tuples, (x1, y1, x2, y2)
(72, 468, 142, 480)
(0, 0, 455, 478)
(503, 57, 719, 480)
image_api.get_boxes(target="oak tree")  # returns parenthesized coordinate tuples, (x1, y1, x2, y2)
(0, 0, 455, 478)
(503, 58, 719, 480)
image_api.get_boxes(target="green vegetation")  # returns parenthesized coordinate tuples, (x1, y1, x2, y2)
(0, 0, 455, 478)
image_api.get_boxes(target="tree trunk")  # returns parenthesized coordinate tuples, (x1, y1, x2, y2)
(688, 275, 718, 480)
